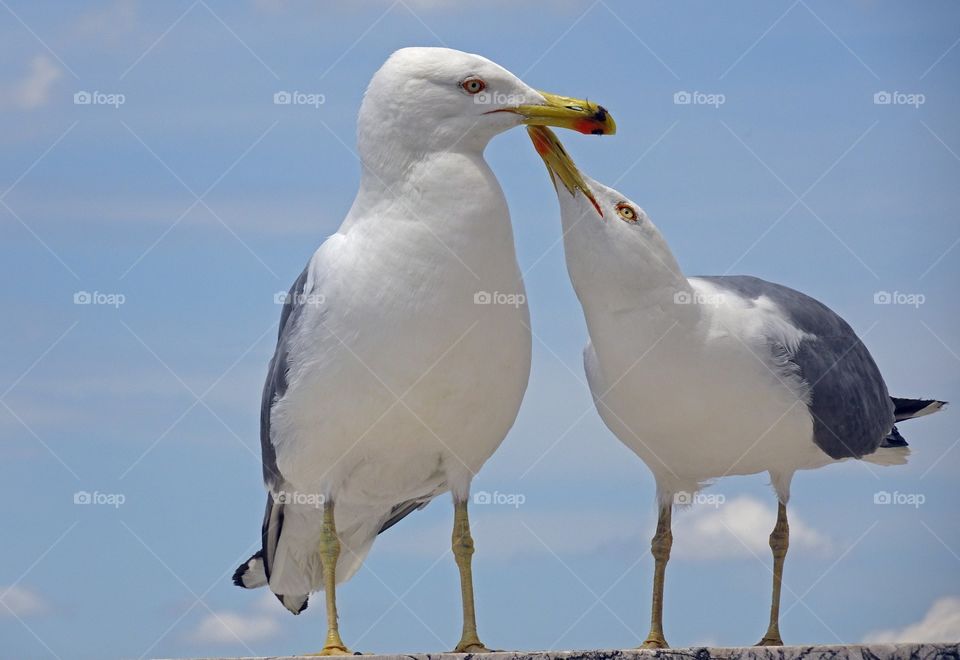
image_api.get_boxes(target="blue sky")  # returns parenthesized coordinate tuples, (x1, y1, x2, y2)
(1, 1, 958, 658)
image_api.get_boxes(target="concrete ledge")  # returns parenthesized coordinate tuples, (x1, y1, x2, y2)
(176, 643, 959, 660)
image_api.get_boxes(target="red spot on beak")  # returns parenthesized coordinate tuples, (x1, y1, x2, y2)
(573, 118, 601, 135)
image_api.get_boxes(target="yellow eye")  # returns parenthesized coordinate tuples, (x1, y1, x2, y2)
(616, 203, 638, 223)
(461, 77, 486, 95)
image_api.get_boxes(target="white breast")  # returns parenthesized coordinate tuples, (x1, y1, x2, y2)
(583, 279, 830, 497)
(271, 151, 532, 505)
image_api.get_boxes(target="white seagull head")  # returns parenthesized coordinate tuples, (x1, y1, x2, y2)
(527, 125, 685, 300)
(357, 47, 615, 169)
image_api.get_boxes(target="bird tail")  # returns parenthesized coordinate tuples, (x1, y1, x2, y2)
(862, 397, 947, 466)
(232, 550, 267, 588)
(891, 397, 948, 422)
(232, 493, 309, 615)
(232, 495, 387, 616)
(864, 426, 911, 465)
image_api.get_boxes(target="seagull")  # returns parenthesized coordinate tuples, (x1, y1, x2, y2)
(231, 48, 616, 655)
(527, 125, 947, 649)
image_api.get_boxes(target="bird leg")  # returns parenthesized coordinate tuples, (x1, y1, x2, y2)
(756, 501, 789, 646)
(641, 504, 672, 649)
(317, 500, 351, 656)
(452, 498, 491, 653)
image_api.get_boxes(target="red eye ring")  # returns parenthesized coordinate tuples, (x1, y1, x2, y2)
(461, 77, 486, 95)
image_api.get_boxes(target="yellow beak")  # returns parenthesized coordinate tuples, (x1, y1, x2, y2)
(489, 91, 616, 136)
(527, 125, 602, 217)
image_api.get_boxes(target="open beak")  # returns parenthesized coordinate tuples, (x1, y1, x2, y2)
(527, 125, 603, 217)
(489, 91, 616, 136)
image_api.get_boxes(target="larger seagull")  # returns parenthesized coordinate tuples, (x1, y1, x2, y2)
(232, 48, 615, 654)
(527, 126, 946, 649)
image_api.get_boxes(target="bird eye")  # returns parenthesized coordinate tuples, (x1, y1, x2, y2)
(616, 203, 638, 223)
(460, 77, 486, 95)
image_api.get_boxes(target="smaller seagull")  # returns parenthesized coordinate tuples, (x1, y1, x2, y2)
(527, 125, 947, 649)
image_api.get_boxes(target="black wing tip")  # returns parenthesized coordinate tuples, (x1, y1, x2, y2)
(275, 592, 309, 615)
(882, 425, 909, 448)
(232, 550, 264, 588)
(892, 397, 949, 421)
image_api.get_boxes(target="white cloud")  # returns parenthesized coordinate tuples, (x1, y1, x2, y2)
(186, 592, 282, 644)
(7, 55, 63, 110)
(188, 611, 279, 644)
(672, 495, 831, 560)
(863, 596, 960, 643)
(0, 585, 49, 617)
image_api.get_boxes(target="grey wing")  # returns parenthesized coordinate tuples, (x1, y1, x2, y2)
(377, 481, 448, 535)
(696, 275, 895, 459)
(238, 266, 313, 605)
(378, 499, 431, 534)
(261, 266, 310, 489)
(260, 266, 438, 542)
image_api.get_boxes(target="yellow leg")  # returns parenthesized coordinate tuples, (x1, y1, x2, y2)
(756, 501, 789, 646)
(640, 504, 672, 649)
(316, 500, 352, 656)
(452, 499, 491, 653)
